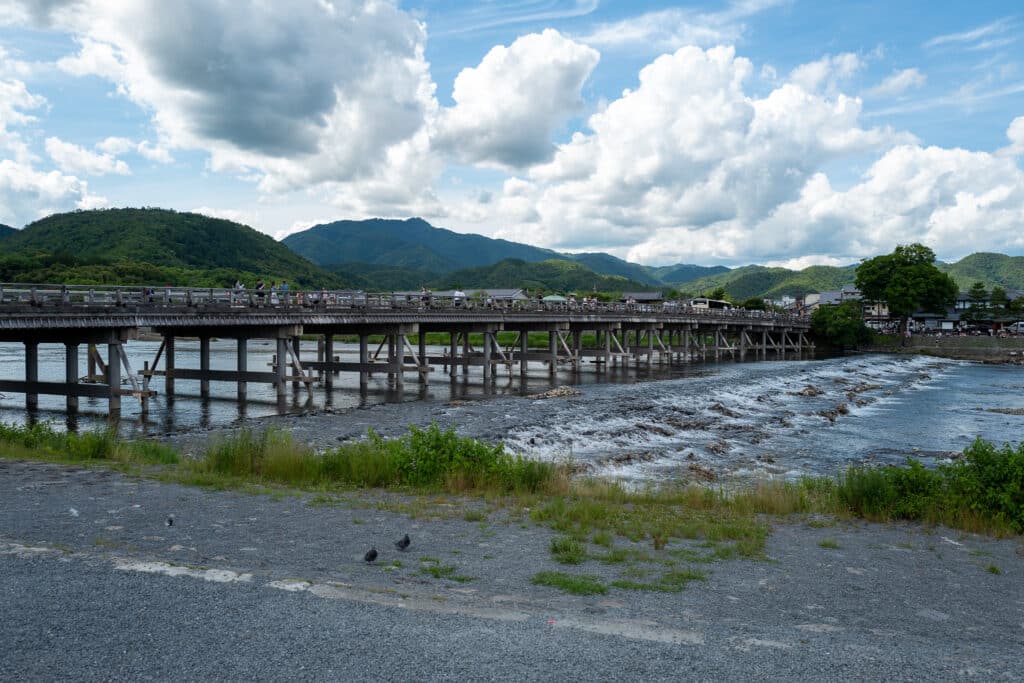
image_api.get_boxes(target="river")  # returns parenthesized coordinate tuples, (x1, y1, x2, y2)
(0, 340, 1021, 482)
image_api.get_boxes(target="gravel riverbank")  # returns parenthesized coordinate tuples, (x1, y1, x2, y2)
(2, 459, 1022, 680)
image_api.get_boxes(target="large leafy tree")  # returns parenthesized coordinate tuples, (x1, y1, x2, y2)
(965, 281, 989, 323)
(811, 300, 872, 348)
(855, 244, 958, 331)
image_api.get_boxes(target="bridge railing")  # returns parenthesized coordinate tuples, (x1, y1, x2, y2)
(0, 283, 809, 325)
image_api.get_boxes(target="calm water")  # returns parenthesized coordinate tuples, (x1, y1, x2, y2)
(0, 340, 1021, 481)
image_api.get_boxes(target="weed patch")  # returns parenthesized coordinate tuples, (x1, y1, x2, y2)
(531, 571, 607, 595)
(550, 536, 586, 565)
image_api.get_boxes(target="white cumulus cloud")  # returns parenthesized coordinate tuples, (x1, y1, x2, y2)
(789, 52, 862, 95)
(434, 30, 599, 168)
(483, 45, 904, 262)
(37, 0, 441, 211)
(45, 136, 131, 175)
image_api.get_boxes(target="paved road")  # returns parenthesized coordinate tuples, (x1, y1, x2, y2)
(2, 460, 1022, 681)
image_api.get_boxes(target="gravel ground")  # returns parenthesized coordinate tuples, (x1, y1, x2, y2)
(1, 459, 1023, 681)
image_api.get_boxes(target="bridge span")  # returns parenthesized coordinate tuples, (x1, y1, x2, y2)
(0, 284, 813, 415)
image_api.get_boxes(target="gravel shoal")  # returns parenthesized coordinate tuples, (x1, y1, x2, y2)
(2, 459, 1022, 681)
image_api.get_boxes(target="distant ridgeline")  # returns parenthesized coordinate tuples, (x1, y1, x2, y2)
(2, 209, 1022, 297)
(282, 217, 729, 292)
(0, 208, 351, 288)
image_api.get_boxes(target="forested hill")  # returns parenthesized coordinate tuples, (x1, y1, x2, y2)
(0, 224, 15, 240)
(283, 217, 562, 271)
(281, 217, 726, 287)
(0, 208, 348, 287)
(673, 264, 858, 300)
(939, 253, 1024, 290)
(430, 258, 649, 292)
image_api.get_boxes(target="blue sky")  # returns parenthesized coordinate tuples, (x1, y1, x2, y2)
(0, 0, 1022, 267)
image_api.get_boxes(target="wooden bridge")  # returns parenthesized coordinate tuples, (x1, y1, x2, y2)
(0, 284, 813, 415)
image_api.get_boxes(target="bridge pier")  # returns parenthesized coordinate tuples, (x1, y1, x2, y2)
(165, 336, 175, 396)
(65, 343, 79, 412)
(199, 336, 210, 398)
(107, 341, 121, 415)
(25, 341, 38, 411)
(237, 338, 248, 401)
(520, 332, 528, 379)
(0, 289, 812, 417)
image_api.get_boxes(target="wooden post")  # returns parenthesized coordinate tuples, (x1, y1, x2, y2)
(483, 331, 492, 381)
(387, 334, 396, 385)
(462, 333, 470, 376)
(87, 343, 97, 381)
(548, 330, 557, 375)
(603, 329, 611, 369)
(107, 342, 121, 415)
(647, 328, 654, 365)
(25, 341, 38, 410)
(418, 333, 427, 384)
(276, 337, 288, 398)
(317, 336, 325, 382)
(324, 335, 334, 389)
(520, 332, 529, 379)
(165, 335, 175, 396)
(359, 334, 369, 389)
(65, 343, 79, 412)
(394, 333, 405, 389)
(200, 336, 210, 398)
(237, 337, 247, 401)
(572, 330, 582, 373)
(449, 333, 458, 379)
(291, 336, 301, 390)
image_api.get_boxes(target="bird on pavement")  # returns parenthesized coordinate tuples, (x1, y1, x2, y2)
(395, 534, 411, 551)
(166, 515, 174, 527)
(364, 547, 378, 563)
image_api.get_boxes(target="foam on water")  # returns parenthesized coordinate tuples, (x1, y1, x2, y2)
(502, 354, 1016, 482)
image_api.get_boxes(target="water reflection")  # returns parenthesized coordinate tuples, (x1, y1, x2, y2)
(0, 338, 811, 436)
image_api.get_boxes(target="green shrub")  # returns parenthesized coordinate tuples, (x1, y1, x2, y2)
(194, 423, 564, 494)
(944, 439, 1024, 533)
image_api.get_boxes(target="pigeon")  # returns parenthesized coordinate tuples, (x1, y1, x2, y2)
(166, 515, 174, 527)
(395, 534, 411, 551)
(364, 547, 378, 563)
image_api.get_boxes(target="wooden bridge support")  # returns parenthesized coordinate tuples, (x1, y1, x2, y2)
(0, 305, 812, 416)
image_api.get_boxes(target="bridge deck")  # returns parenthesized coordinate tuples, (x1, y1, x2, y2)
(0, 283, 813, 416)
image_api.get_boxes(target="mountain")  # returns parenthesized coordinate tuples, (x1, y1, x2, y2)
(324, 262, 440, 291)
(0, 224, 15, 239)
(565, 252, 662, 286)
(1, 208, 347, 287)
(284, 217, 563, 271)
(939, 253, 1024, 291)
(430, 258, 649, 293)
(677, 264, 858, 300)
(649, 263, 730, 286)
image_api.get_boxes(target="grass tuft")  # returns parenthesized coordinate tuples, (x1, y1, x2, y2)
(531, 571, 607, 595)
(818, 538, 840, 549)
(550, 536, 586, 564)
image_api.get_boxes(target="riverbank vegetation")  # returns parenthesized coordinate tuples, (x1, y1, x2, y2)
(1, 423, 1020, 539)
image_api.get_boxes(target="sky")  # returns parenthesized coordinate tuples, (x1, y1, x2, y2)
(0, 1, 1022, 268)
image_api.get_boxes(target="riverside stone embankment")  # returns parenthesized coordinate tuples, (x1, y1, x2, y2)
(863, 336, 1024, 363)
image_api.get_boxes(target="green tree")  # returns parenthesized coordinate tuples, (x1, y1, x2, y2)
(965, 281, 989, 323)
(708, 286, 728, 301)
(990, 286, 1010, 320)
(811, 300, 872, 348)
(854, 244, 958, 332)
(741, 297, 766, 310)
